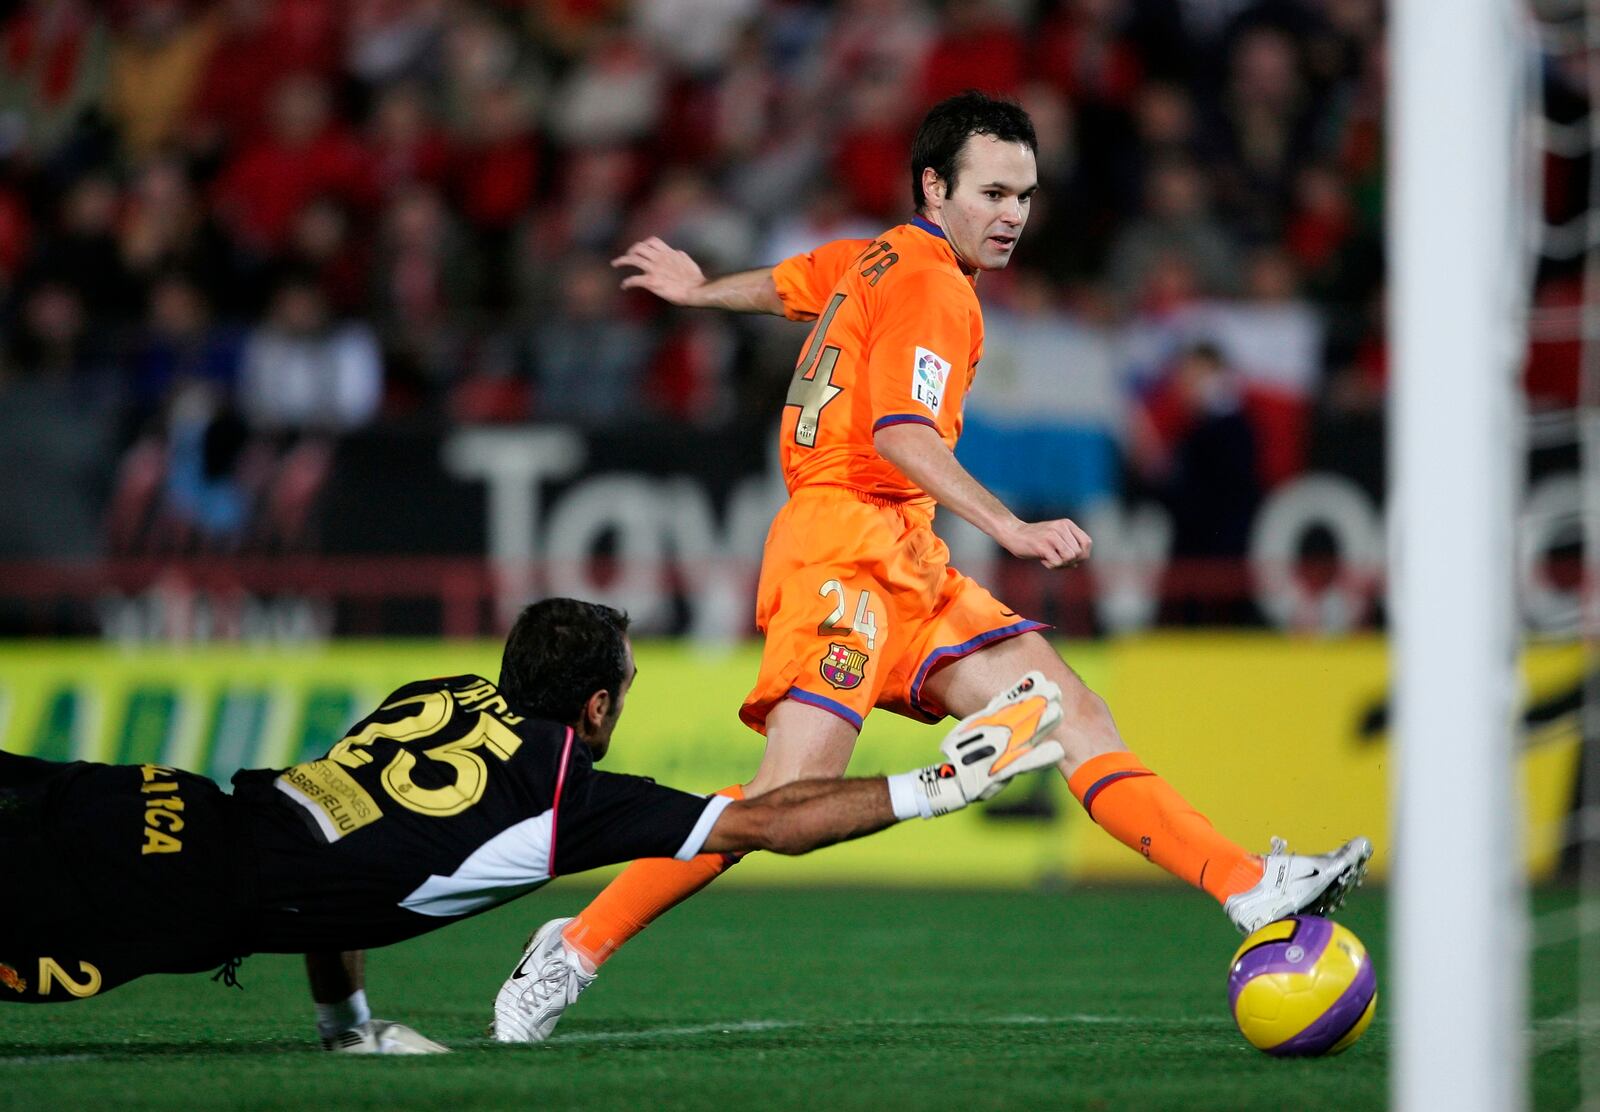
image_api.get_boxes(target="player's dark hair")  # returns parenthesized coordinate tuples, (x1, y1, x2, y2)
(499, 598, 631, 724)
(911, 91, 1038, 215)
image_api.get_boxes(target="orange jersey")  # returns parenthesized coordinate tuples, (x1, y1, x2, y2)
(770, 219, 983, 504)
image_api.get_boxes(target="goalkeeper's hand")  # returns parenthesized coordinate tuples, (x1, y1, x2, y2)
(322, 1019, 450, 1054)
(892, 672, 1065, 819)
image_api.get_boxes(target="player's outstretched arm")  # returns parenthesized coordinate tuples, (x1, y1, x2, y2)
(874, 421, 1093, 569)
(611, 236, 784, 315)
(703, 674, 1064, 856)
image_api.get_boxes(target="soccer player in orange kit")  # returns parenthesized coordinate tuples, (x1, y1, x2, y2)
(491, 91, 1372, 1043)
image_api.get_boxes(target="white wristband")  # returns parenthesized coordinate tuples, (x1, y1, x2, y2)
(887, 771, 932, 820)
(888, 766, 971, 819)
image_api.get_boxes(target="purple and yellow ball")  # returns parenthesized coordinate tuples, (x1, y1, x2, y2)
(1228, 915, 1378, 1057)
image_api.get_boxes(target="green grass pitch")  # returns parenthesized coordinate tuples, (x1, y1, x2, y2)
(0, 887, 1580, 1111)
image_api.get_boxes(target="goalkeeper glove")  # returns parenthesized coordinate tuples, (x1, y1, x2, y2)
(322, 1019, 450, 1054)
(888, 671, 1065, 819)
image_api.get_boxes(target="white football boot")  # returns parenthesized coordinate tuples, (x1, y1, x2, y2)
(322, 1019, 449, 1054)
(491, 916, 596, 1043)
(1223, 835, 1374, 934)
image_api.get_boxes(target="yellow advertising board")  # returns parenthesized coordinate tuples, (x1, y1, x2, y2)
(0, 636, 1583, 886)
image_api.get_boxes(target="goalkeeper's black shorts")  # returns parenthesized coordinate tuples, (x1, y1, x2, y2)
(0, 751, 254, 1003)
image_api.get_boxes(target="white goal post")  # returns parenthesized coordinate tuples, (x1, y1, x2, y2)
(1390, 1, 1529, 1111)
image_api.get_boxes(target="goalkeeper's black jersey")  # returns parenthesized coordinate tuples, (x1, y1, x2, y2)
(230, 675, 727, 953)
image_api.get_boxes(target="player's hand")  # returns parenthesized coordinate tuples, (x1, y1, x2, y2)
(999, 517, 1092, 569)
(612, 236, 707, 306)
(322, 1019, 450, 1054)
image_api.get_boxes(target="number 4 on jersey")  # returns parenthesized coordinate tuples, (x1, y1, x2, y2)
(786, 293, 847, 447)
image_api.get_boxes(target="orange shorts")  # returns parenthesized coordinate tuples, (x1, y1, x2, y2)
(740, 486, 1045, 734)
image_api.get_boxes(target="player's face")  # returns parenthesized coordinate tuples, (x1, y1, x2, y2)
(929, 134, 1037, 272)
(587, 639, 636, 762)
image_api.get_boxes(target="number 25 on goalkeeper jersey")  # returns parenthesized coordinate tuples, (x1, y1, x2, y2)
(769, 218, 985, 503)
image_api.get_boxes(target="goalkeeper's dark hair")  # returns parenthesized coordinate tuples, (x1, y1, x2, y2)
(499, 597, 631, 724)
(911, 91, 1038, 215)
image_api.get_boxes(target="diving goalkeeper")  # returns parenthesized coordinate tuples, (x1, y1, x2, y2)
(0, 597, 1063, 1054)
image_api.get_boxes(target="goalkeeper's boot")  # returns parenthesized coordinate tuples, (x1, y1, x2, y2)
(492, 916, 595, 1043)
(1223, 835, 1374, 934)
(322, 1020, 449, 1054)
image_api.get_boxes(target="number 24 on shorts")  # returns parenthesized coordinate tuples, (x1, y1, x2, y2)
(817, 580, 878, 649)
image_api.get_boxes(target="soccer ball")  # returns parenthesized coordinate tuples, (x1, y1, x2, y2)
(1228, 915, 1377, 1057)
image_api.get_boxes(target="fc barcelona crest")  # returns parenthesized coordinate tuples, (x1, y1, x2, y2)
(820, 642, 869, 690)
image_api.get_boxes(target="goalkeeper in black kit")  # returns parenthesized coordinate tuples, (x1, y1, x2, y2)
(0, 597, 1063, 1052)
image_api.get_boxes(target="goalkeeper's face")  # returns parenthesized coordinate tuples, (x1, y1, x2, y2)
(928, 134, 1037, 272)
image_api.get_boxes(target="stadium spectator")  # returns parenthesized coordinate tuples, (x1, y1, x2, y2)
(547, 25, 664, 149)
(1203, 25, 1320, 239)
(814, 0, 933, 101)
(527, 254, 652, 428)
(1284, 162, 1356, 278)
(127, 272, 243, 429)
(0, 0, 109, 161)
(119, 155, 236, 307)
(24, 171, 131, 322)
(522, 143, 636, 278)
(1186, 247, 1320, 486)
(831, 69, 917, 220)
(213, 73, 369, 254)
(105, 0, 219, 160)
(153, 379, 253, 551)
(454, 81, 537, 234)
(1129, 341, 1261, 572)
(239, 275, 383, 434)
(920, 0, 1026, 105)
(368, 182, 478, 394)
(1107, 156, 1238, 307)
(453, 80, 537, 312)
(1309, 285, 1385, 496)
(438, 3, 529, 128)
(695, 23, 783, 168)
(634, 0, 761, 77)
(284, 196, 368, 317)
(0, 281, 118, 560)
(346, 0, 446, 89)
(11, 276, 112, 382)
(0, 177, 32, 286)
(188, 0, 342, 153)
(1117, 81, 1198, 212)
(1033, 0, 1145, 110)
(365, 80, 453, 198)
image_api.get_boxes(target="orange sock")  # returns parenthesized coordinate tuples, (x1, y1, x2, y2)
(563, 784, 745, 967)
(1067, 751, 1262, 904)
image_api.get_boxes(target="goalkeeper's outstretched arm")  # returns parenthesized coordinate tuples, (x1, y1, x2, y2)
(704, 673, 1065, 856)
(704, 778, 897, 856)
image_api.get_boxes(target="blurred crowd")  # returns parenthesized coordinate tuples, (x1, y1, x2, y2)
(0, 0, 1581, 562)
